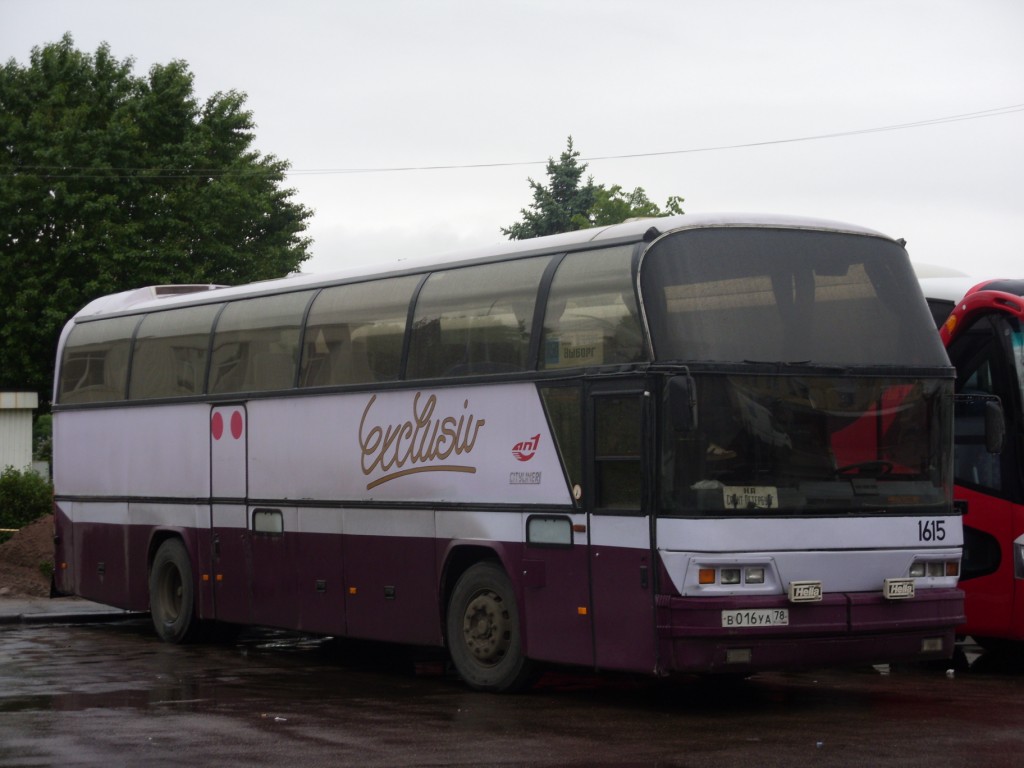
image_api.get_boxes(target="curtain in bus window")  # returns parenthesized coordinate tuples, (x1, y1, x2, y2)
(540, 245, 647, 370)
(407, 256, 549, 379)
(58, 316, 139, 404)
(299, 276, 419, 387)
(128, 304, 221, 399)
(209, 292, 313, 394)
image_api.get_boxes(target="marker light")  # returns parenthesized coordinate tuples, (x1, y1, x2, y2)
(745, 567, 765, 584)
(909, 559, 959, 578)
(697, 564, 772, 587)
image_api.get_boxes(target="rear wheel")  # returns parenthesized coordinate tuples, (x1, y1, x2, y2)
(149, 539, 198, 643)
(446, 561, 534, 692)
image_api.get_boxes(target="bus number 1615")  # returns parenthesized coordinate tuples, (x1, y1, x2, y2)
(918, 519, 946, 542)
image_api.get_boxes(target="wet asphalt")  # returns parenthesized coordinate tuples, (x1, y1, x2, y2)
(2, 600, 1024, 767)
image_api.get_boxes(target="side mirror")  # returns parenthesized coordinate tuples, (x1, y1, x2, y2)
(668, 375, 697, 432)
(955, 393, 1005, 455)
(985, 398, 1005, 454)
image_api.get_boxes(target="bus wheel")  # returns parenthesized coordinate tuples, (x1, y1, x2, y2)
(446, 562, 534, 692)
(149, 539, 197, 644)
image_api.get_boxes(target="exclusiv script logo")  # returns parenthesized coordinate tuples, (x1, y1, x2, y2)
(358, 392, 486, 490)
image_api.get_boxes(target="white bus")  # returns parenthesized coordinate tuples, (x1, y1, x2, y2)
(53, 213, 962, 691)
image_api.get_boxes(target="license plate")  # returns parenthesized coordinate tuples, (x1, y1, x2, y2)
(721, 608, 790, 628)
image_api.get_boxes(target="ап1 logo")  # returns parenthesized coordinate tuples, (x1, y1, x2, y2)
(512, 434, 540, 462)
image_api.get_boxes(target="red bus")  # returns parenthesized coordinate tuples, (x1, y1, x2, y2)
(52, 214, 963, 690)
(919, 269, 1024, 648)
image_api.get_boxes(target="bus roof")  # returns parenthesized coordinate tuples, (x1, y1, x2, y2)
(918, 273, 1024, 304)
(71, 212, 895, 321)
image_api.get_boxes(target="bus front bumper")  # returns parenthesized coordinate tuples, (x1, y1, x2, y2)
(656, 588, 965, 674)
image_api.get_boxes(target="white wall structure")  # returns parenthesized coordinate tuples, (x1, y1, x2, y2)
(0, 392, 38, 471)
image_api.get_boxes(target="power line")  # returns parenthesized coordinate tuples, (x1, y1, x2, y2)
(7, 102, 1024, 180)
(289, 103, 1024, 175)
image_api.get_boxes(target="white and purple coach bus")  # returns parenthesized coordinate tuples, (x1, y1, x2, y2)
(52, 213, 963, 691)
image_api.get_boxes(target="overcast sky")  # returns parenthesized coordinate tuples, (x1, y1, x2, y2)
(4, 0, 1023, 280)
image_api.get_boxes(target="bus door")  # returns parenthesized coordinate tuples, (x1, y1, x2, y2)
(210, 404, 251, 624)
(585, 381, 657, 672)
(521, 386, 593, 667)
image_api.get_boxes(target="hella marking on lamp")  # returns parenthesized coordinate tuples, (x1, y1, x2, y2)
(884, 578, 916, 600)
(787, 581, 822, 602)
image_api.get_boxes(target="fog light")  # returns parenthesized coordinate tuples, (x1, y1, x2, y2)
(721, 568, 741, 585)
(745, 567, 765, 584)
(927, 561, 944, 577)
(921, 637, 944, 653)
(909, 562, 926, 577)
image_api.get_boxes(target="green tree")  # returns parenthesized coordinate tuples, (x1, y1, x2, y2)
(0, 34, 313, 397)
(501, 136, 598, 240)
(574, 184, 685, 229)
(0, 467, 52, 541)
(503, 136, 685, 240)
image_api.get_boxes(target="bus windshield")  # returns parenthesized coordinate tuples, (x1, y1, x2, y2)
(662, 373, 951, 516)
(641, 227, 948, 367)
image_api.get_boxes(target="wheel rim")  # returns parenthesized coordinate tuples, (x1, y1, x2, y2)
(158, 563, 183, 623)
(461, 588, 511, 667)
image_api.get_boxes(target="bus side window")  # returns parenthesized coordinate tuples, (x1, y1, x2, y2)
(594, 395, 643, 511)
(57, 317, 138, 404)
(299, 276, 419, 387)
(540, 385, 583, 502)
(407, 257, 548, 379)
(129, 304, 220, 399)
(541, 246, 646, 370)
(210, 292, 312, 394)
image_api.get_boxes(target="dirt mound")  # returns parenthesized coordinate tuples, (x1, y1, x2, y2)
(0, 514, 53, 598)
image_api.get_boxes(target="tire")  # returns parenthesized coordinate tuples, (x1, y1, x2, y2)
(149, 538, 198, 644)
(446, 561, 535, 692)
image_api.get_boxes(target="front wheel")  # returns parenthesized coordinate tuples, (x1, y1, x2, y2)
(446, 561, 535, 692)
(149, 538, 198, 643)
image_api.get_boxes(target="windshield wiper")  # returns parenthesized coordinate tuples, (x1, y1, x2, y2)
(835, 460, 894, 477)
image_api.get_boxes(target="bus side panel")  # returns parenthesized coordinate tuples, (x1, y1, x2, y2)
(957, 486, 1017, 639)
(211, 504, 251, 626)
(519, 511, 594, 668)
(343, 508, 440, 645)
(290, 508, 346, 636)
(590, 519, 658, 674)
(71, 502, 131, 610)
(52, 500, 74, 596)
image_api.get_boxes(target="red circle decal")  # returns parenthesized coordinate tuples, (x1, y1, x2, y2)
(230, 410, 244, 440)
(211, 412, 224, 440)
